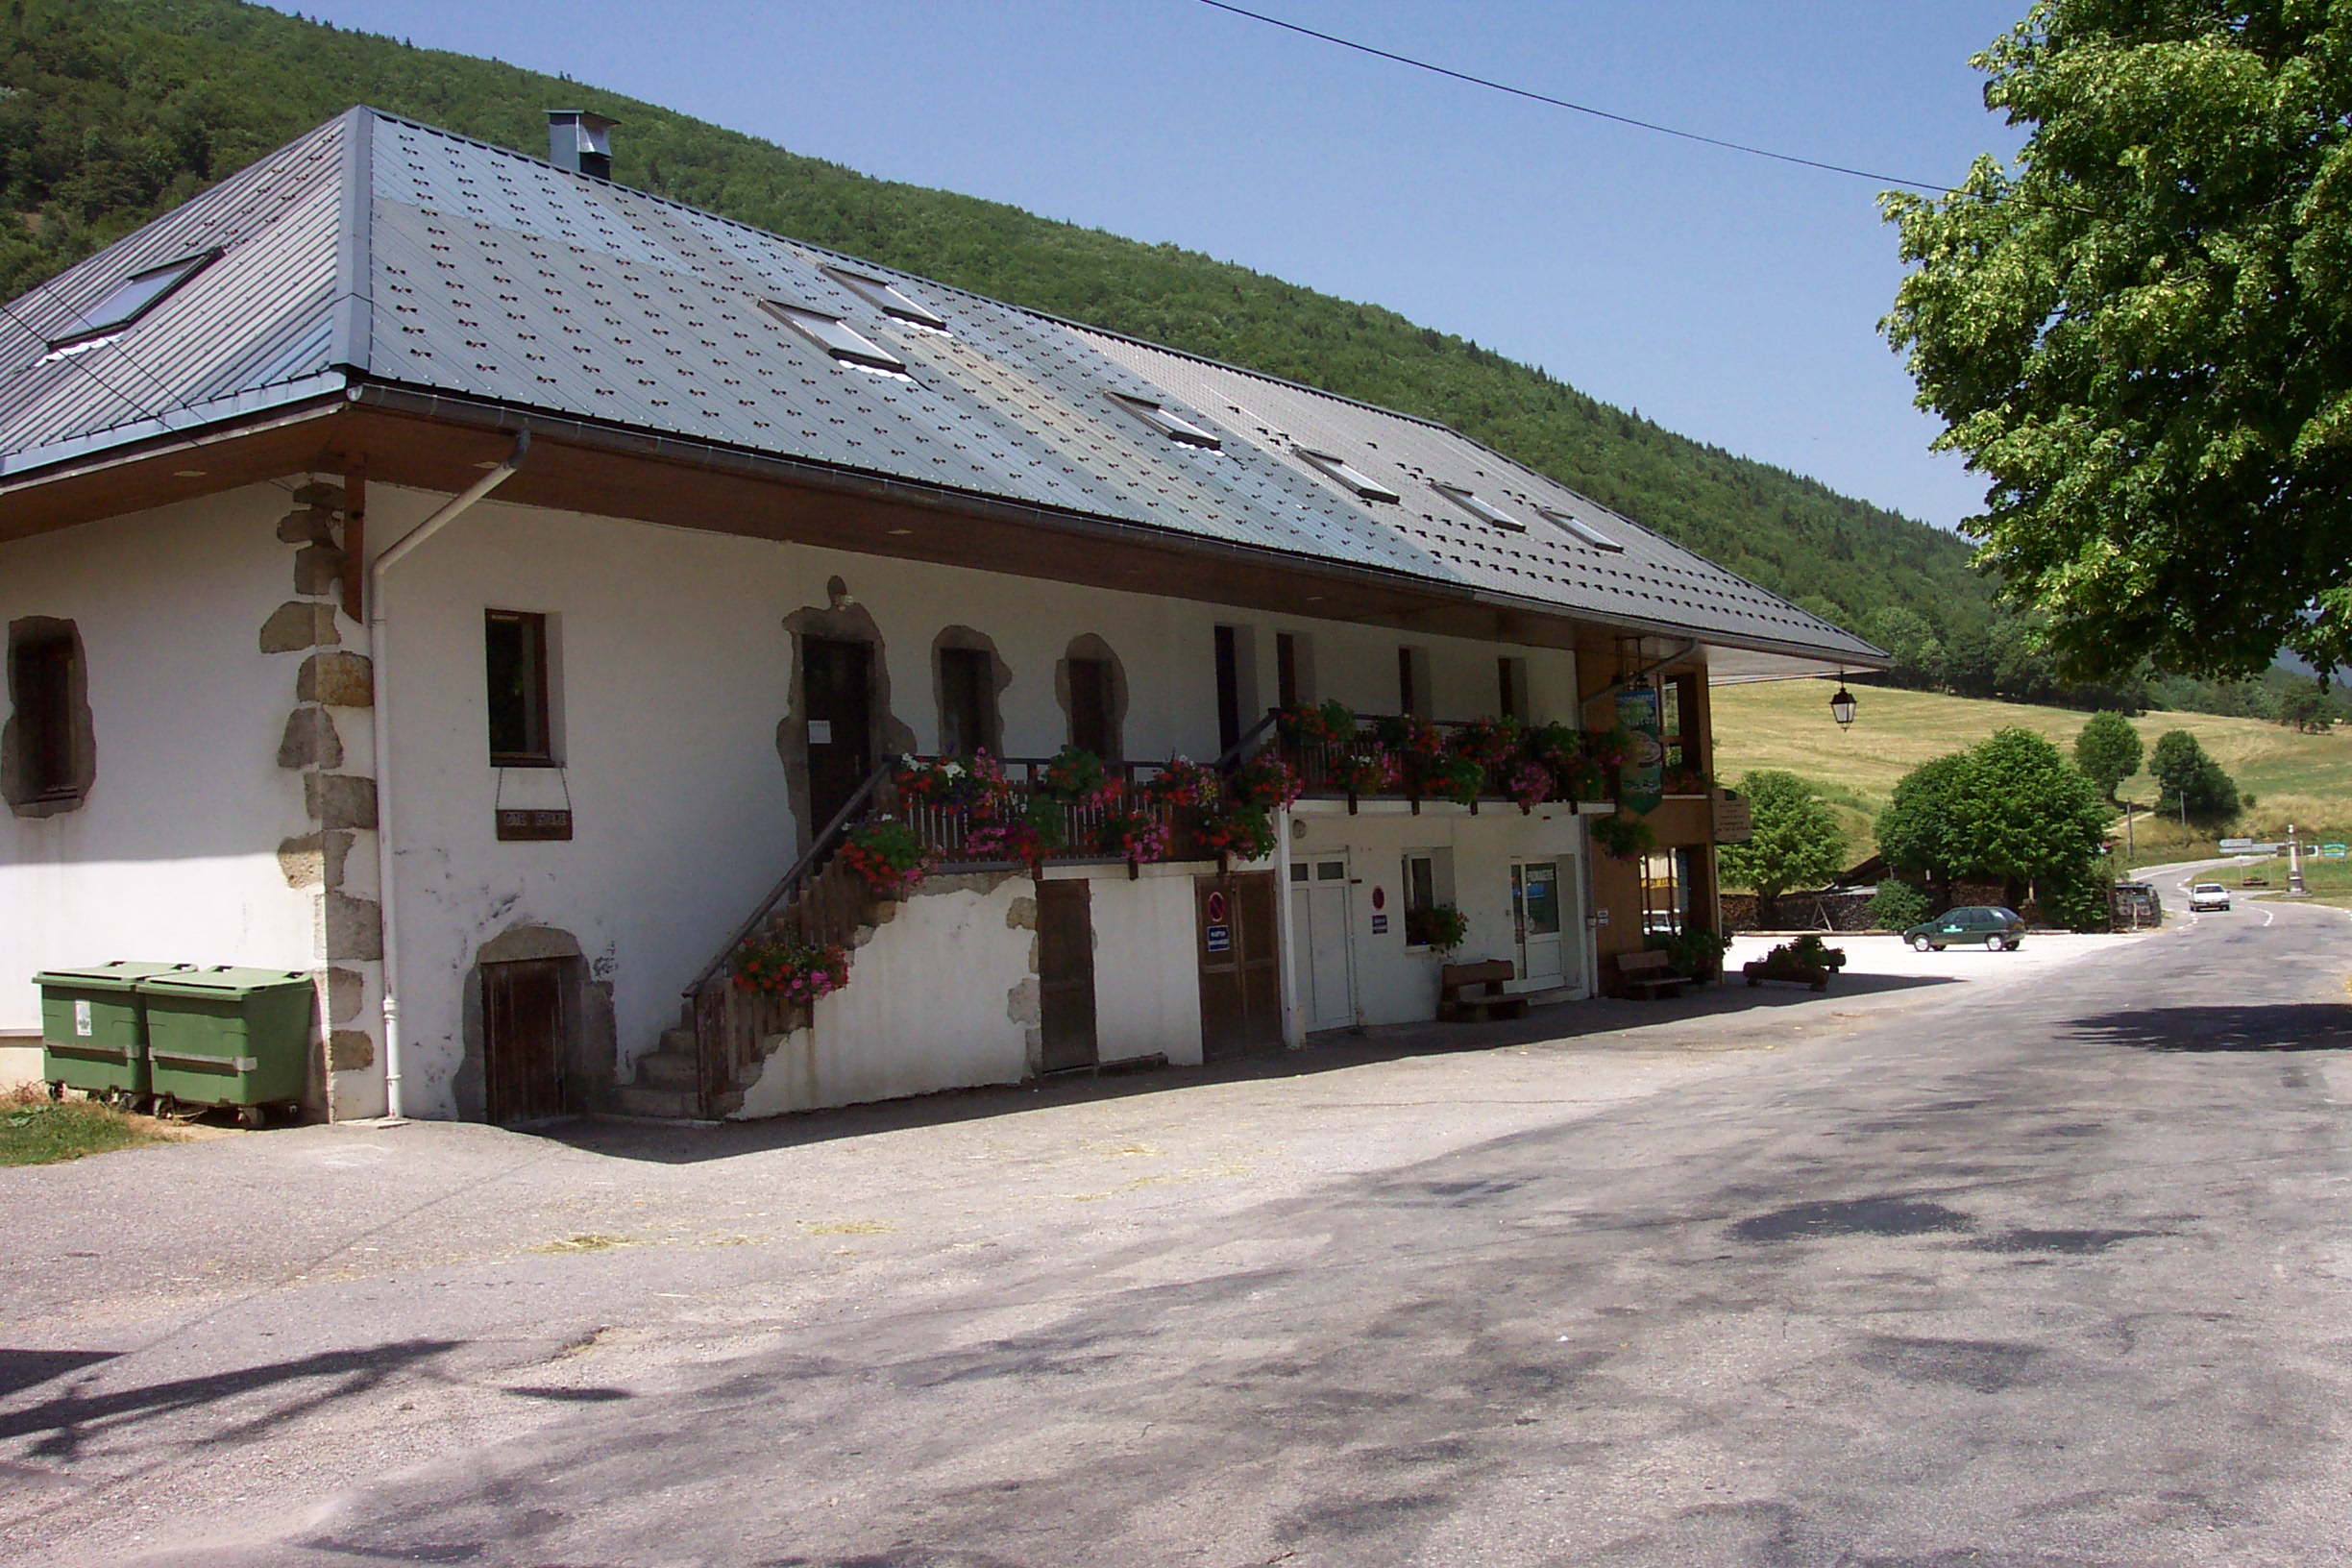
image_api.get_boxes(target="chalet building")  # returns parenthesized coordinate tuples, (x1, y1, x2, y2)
(0, 109, 1880, 1123)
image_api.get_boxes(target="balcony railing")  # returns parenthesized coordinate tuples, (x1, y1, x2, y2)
(890, 757, 1212, 870)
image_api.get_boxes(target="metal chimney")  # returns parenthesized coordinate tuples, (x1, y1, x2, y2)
(547, 110, 618, 180)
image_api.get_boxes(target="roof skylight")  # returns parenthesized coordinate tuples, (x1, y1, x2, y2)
(824, 267, 948, 331)
(1433, 484, 1525, 532)
(1295, 448, 1401, 503)
(1110, 394, 1221, 449)
(1537, 504, 1624, 551)
(48, 250, 219, 349)
(759, 300, 906, 373)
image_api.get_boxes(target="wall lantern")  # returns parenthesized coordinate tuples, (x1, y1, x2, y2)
(1828, 682, 1857, 729)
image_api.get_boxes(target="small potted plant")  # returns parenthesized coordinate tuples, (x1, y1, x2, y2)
(1096, 808, 1172, 877)
(1232, 751, 1305, 810)
(836, 817, 936, 898)
(1589, 814, 1655, 861)
(1404, 901, 1468, 956)
(733, 938, 851, 1002)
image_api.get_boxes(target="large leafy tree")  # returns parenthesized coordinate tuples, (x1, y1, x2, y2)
(1953, 728, 2114, 907)
(2149, 728, 2243, 818)
(1884, 2, 2352, 683)
(1718, 770, 1849, 919)
(2072, 710, 2144, 799)
(1876, 753, 1975, 908)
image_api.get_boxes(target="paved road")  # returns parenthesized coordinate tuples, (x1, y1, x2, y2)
(5, 889, 2350, 1566)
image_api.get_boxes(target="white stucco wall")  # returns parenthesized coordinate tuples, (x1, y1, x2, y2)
(0, 488, 327, 1066)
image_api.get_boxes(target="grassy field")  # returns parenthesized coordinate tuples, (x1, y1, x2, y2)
(1711, 680, 2352, 864)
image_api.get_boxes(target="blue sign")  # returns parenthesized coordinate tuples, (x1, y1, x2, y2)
(1205, 923, 1231, 954)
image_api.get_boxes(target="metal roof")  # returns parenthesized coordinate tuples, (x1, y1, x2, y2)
(0, 107, 1880, 669)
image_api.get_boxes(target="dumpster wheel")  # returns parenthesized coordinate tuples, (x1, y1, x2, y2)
(237, 1105, 267, 1131)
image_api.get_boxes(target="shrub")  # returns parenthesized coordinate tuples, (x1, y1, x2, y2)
(1866, 878, 1931, 931)
(1405, 902, 1468, 954)
(1590, 814, 1655, 861)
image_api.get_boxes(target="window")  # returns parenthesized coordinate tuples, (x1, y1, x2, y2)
(1295, 449, 1402, 503)
(1498, 656, 1528, 721)
(758, 300, 906, 373)
(1640, 849, 1685, 937)
(1536, 504, 1624, 551)
(939, 646, 994, 756)
(485, 611, 554, 766)
(1110, 394, 1221, 450)
(9, 629, 78, 801)
(823, 267, 947, 330)
(1397, 645, 1430, 718)
(1067, 656, 1114, 759)
(1276, 632, 1301, 710)
(1662, 672, 1702, 771)
(49, 251, 218, 350)
(1433, 484, 1526, 532)
(1214, 625, 1242, 754)
(1400, 849, 1454, 948)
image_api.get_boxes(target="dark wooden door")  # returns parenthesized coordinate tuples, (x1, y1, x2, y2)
(483, 958, 566, 1124)
(1197, 871, 1283, 1062)
(803, 638, 873, 834)
(1068, 658, 1112, 759)
(1037, 879, 1099, 1072)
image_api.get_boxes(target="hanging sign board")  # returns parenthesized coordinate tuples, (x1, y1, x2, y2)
(1712, 789, 1752, 845)
(1615, 685, 1664, 816)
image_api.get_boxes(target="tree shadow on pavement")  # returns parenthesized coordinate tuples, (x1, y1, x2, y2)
(552, 974, 1956, 1166)
(2070, 1003, 2352, 1054)
(0, 1339, 459, 1458)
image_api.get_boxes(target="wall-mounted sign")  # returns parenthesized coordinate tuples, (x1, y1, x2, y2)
(1371, 885, 1385, 910)
(807, 720, 834, 746)
(1370, 913, 1389, 936)
(1616, 685, 1663, 816)
(1590, 907, 1610, 927)
(497, 809, 574, 842)
(1205, 923, 1232, 953)
(1712, 790, 1753, 845)
(1205, 890, 1228, 923)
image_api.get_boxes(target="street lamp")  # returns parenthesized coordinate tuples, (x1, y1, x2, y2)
(1828, 683, 1857, 729)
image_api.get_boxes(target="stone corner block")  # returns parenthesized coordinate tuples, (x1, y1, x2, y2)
(323, 891, 383, 962)
(297, 650, 374, 708)
(328, 1030, 377, 1072)
(306, 772, 378, 832)
(259, 601, 339, 654)
(293, 542, 347, 596)
(276, 706, 344, 772)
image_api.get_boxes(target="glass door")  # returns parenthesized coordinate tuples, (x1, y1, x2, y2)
(1511, 860, 1564, 989)
(1286, 855, 1356, 1030)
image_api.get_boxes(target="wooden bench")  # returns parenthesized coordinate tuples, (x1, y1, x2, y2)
(1439, 960, 1529, 1022)
(1611, 948, 1685, 1000)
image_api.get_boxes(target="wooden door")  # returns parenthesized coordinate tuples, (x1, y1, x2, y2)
(483, 958, 566, 1124)
(1198, 871, 1283, 1062)
(1068, 658, 1113, 760)
(802, 638, 873, 834)
(1286, 856, 1355, 1030)
(1037, 879, 1099, 1072)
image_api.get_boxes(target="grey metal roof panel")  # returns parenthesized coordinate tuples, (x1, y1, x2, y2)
(0, 107, 1877, 665)
(0, 116, 348, 468)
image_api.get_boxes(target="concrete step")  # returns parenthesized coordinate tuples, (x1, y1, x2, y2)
(658, 1027, 695, 1055)
(613, 1083, 696, 1119)
(637, 1049, 697, 1090)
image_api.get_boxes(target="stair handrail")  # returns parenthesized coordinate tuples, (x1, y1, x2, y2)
(1212, 709, 1279, 772)
(682, 759, 896, 999)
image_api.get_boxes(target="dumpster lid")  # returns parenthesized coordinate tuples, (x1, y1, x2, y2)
(34, 962, 195, 993)
(135, 966, 314, 998)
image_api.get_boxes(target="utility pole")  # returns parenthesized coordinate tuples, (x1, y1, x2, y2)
(2124, 798, 2135, 862)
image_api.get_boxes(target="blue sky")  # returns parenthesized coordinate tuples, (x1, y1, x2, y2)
(278, 1, 2030, 529)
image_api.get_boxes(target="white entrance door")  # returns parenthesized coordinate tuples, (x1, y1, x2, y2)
(1287, 855, 1356, 1030)
(1511, 860, 1565, 990)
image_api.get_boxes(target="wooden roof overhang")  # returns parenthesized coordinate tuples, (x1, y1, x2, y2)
(0, 383, 1862, 674)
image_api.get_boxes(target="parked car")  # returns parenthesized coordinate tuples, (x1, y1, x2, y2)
(2189, 883, 2232, 912)
(1904, 906, 2027, 952)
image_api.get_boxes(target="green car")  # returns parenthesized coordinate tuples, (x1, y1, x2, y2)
(1904, 906, 2027, 952)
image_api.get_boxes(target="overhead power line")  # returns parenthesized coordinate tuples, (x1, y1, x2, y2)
(1188, 0, 1958, 194)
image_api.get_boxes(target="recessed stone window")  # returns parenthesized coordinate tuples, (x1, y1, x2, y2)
(3, 617, 94, 818)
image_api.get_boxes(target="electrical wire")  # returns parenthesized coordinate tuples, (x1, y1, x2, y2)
(1188, 0, 1959, 193)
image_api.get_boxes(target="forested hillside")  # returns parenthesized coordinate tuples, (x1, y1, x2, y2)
(0, 0, 1994, 639)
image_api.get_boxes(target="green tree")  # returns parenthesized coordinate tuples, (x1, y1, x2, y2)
(1876, 752, 1974, 910)
(1717, 771, 1849, 920)
(2071, 711, 2143, 800)
(1858, 606, 1945, 690)
(2276, 678, 2338, 734)
(2149, 729, 2242, 820)
(1952, 727, 2112, 911)
(1883, 3, 2352, 683)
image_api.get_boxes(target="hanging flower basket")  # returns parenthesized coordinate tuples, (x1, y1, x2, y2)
(1331, 745, 1400, 801)
(1662, 765, 1710, 796)
(967, 793, 1064, 868)
(1276, 698, 1357, 746)
(1037, 745, 1108, 802)
(1404, 901, 1468, 955)
(1097, 808, 1172, 875)
(1454, 716, 1521, 771)
(896, 751, 1005, 812)
(1232, 751, 1304, 810)
(1556, 756, 1608, 803)
(1375, 714, 1449, 760)
(1589, 814, 1655, 861)
(836, 818, 937, 898)
(1142, 756, 1219, 809)
(1526, 721, 1581, 770)
(1430, 752, 1485, 808)
(733, 938, 851, 1002)
(1505, 758, 1555, 814)
(1195, 800, 1277, 864)
(1584, 727, 1636, 771)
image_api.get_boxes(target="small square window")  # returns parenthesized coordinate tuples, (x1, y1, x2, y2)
(1433, 484, 1525, 532)
(758, 300, 906, 373)
(48, 251, 219, 349)
(1295, 449, 1401, 503)
(485, 610, 555, 766)
(1109, 394, 1221, 450)
(823, 267, 947, 331)
(1536, 504, 1623, 551)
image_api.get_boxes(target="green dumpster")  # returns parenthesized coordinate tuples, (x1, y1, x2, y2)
(37, 963, 192, 1104)
(138, 967, 315, 1127)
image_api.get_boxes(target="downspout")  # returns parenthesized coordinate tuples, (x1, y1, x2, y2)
(368, 431, 530, 1121)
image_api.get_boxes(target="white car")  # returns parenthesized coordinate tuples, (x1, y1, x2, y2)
(2189, 883, 2232, 912)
